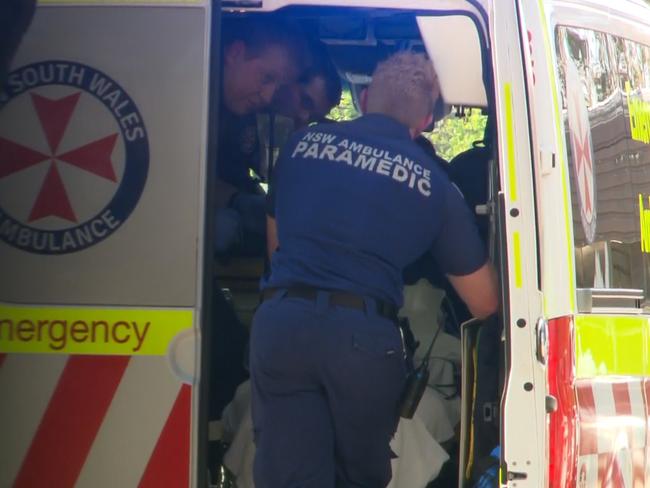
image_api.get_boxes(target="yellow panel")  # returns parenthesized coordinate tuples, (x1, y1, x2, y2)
(615, 317, 649, 376)
(575, 315, 649, 378)
(504, 83, 518, 203)
(0, 303, 193, 355)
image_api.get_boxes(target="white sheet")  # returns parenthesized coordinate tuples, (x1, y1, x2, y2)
(222, 279, 461, 487)
(222, 381, 451, 488)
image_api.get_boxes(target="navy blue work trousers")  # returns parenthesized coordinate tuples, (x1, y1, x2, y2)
(250, 290, 407, 488)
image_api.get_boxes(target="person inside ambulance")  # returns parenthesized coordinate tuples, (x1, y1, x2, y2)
(215, 37, 342, 258)
(269, 38, 342, 130)
(210, 16, 308, 428)
(214, 17, 306, 257)
(209, 33, 342, 425)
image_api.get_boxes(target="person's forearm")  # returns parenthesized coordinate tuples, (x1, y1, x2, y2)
(266, 216, 278, 262)
(447, 261, 499, 319)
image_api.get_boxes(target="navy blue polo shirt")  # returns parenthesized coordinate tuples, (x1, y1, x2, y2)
(264, 114, 487, 307)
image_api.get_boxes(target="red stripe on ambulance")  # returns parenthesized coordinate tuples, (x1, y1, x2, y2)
(576, 381, 598, 456)
(13, 356, 129, 488)
(138, 383, 191, 488)
(547, 316, 577, 488)
(574, 379, 646, 486)
(612, 381, 632, 416)
(643, 378, 650, 486)
(598, 451, 625, 488)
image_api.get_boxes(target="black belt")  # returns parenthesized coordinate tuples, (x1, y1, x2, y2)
(262, 287, 398, 323)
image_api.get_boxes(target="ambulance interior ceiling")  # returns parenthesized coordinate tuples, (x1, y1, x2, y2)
(226, 7, 489, 108)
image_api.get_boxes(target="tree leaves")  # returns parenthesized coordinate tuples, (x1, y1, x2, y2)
(328, 90, 488, 163)
(425, 108, 487, 162)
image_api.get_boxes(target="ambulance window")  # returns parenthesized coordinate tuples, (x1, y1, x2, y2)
(556, 26, 650, 310)
(425, 107, 487, 162)
(325, 90, 487, 162)
(327, 88, 359, 122)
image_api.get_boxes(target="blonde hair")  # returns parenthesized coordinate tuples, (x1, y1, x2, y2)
(366, 51, 439, 128)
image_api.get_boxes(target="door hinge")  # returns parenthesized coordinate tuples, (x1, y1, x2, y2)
(535, 317, 548, 365)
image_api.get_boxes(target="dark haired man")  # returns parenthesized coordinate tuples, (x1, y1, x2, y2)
(216, 18, 304, 202)
(215, 28, 342, 256)
(271, 39, 342, 129)
(214, 18, 306, 256)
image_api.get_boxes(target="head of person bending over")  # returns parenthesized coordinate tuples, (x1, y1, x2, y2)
(222, 18, 304, 116)
(362, 51, 440, 139)
(271, 39, 342, 128)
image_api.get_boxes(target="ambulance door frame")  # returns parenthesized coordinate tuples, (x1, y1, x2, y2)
(490, 0, 546, 486)
(198, 0, 222, 486)
(207, 2, 496, 486)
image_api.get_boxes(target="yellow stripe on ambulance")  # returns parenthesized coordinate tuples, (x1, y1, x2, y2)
(0, 304, 193, 355)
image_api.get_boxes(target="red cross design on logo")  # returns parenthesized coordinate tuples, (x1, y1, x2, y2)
(572, 97, 594, 217)
(0, 92, 118, 223)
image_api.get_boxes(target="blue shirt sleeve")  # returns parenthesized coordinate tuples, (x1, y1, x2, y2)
(432, 181, 488, 276)
(265, 129, 307, 219)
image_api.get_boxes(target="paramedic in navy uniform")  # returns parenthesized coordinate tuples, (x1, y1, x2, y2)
(250, 52, 499, 488)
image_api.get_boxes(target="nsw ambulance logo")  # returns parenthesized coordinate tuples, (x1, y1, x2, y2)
(0, 60, 148, 254)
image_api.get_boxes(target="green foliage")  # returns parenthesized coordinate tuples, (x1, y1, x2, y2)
(327, 89, 488, 162)
(327, 88, 360, 122)
(425, 108, 488, 162)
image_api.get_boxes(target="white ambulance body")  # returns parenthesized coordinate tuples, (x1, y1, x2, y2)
(1, 0, 650, 486)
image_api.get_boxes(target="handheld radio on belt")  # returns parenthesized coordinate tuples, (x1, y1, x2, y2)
(398, 319, 442, 419)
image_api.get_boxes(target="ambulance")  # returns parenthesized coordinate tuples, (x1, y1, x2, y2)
(1, 0, 650, 486)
